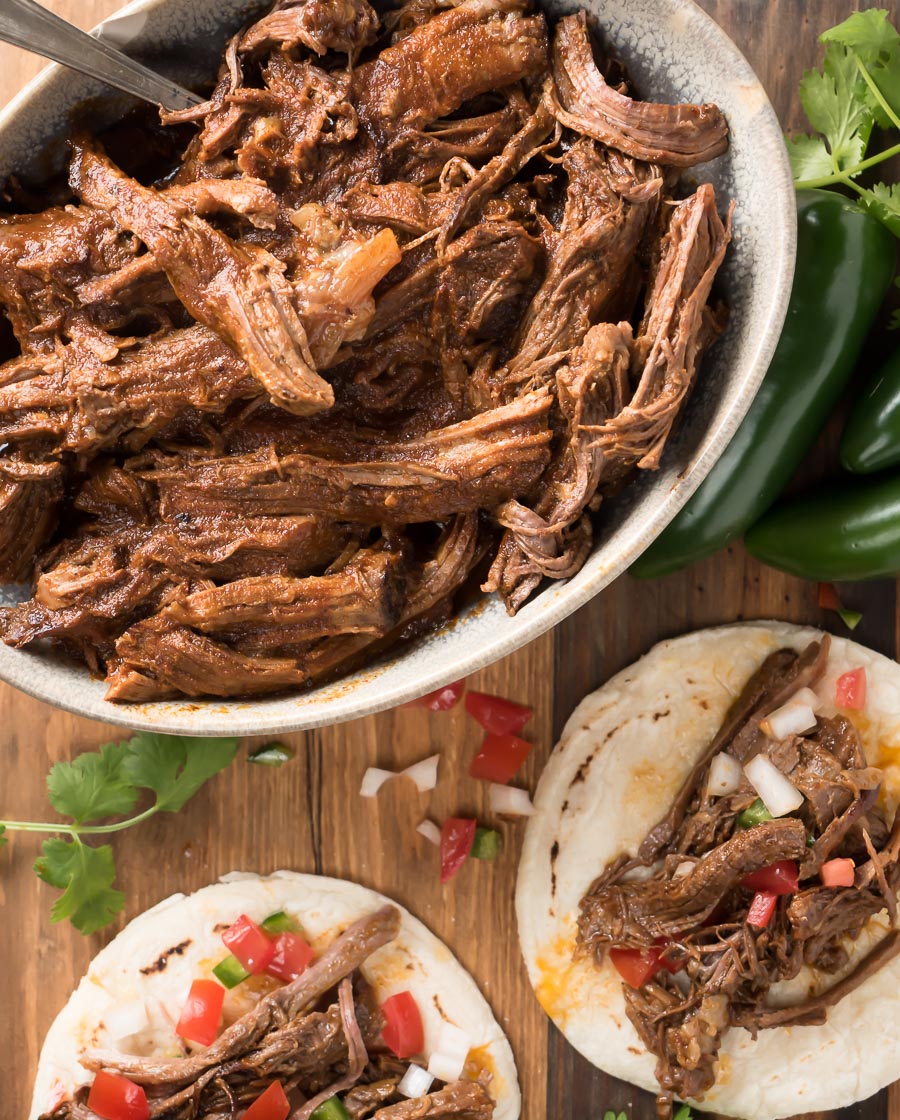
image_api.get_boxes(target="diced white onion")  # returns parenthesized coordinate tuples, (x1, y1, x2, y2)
(743, 755, 804, 817)
(792, 687, 822, 712)
(673, 860, 695, 879)
(360, 767, 395, 798)
(105, 1001, 149, 1041)
(403, 754, 440, 792)
(706, 753, 742, 797)
(489, 783, 534, 817)
(398, 1064, 435, 1098)
(427, 1021, 471, 1083)
(760, 701, 817, 741)
(417, 819, 441, 846)
(670, 970, 692, 996)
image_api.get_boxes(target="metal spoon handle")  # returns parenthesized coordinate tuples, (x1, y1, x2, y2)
(0, 0, 204, 111)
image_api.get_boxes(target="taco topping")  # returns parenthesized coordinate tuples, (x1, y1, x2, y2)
(244, 1080, 291, 1120)
(86, 1072, 149, 1120)
(577, 636, 900, 1114)
(41, 907, 496, 1119)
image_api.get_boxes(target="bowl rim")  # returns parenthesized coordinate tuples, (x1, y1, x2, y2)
(0, 0, 797, 735)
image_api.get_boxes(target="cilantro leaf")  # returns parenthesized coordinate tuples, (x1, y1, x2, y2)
(123, 733, 239, 813)
(822, 12, 900, 127)
(673, 1107, 693, 1120)
(47, 741, 138, 825)
(821, 10, 900, 63)
(869, 59, 900, 125)
(799, 45, 874, 172)
(862, 181, 900, 237)
(786, 134, 835, 182)
(2, 730, 240, 936)
(35, 839, 124, 934)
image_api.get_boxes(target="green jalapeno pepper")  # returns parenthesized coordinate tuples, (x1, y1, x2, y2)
(745, 471, 900, 581)
(841, 345, 900, 474)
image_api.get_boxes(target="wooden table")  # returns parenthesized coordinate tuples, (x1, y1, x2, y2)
(2, 2, 897, 1117)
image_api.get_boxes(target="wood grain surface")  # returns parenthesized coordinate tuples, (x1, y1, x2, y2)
(1, 2, 897, 1118)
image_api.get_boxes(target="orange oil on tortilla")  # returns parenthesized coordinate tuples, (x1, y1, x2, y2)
(465, 1044, 500, 1090)
(534, 935, 578, 1023)
(624, 760, 674, 809)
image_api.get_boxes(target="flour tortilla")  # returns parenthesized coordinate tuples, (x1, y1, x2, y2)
(517, 621, 900, 1120)
(33, 871, 520, 1119)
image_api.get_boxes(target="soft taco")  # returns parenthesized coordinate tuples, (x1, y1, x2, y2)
(517, 621, 900, 1119)
(33, 871, 520, 1120)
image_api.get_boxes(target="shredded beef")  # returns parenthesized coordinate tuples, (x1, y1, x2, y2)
(0, 0, 732, 698)
(577, 639, 900, 1114)
(42, 907, 498, 1120)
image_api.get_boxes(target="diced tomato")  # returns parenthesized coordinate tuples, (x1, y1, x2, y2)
(176, 979, 225, 1047)
(243, 1080, 291, 1120)
(821, 857, 856, 887)
(835, 667, 867, 711)
(746, 891, 778, 929)
(469, 733, 533, 784)
(440, 817, 476, 882)
(817, 582, 842, 611)
(465, 692, 533, 736)
(608, 947, 662, 988)
(87, 1072, 149, 1120)
(740, 859, 799, 897)
(608, 939, 681, 988)
(267, 932, 315, 983)
(402, 680, 465, 711)
(654, 939, 685, 975)
(381, 991, 425, 1059)
(222, 914, 276, 974)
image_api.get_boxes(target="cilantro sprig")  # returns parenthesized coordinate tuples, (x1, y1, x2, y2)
(0, 732, 238, 934)
(789, 10, 900, 236)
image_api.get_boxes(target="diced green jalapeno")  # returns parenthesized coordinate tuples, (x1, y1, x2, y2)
(310, 1097, 351, 1120)
(261, 910, 297, 935)
(736, 798, 773, 830)
(471, 827, 503, 860)
(248, 742, 295, 766)
(212, 954, 251, 989)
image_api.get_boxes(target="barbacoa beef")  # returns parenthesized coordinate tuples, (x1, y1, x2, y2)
(578, 639, 900, 1114)
(0, 0, 733, 699)
(43, 907, 499, 1119)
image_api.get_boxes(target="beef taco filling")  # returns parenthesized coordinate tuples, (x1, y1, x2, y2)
(577, 635, 900, 1114)
(0, 0, 732, 702)
(39, 900, 500, 1120)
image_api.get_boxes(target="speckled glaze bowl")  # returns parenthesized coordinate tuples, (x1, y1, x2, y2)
(0, 0, 795, 734)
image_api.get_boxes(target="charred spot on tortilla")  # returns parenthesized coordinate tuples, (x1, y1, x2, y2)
(652, 709, 670, 721)
(570, 752, 597, 787)
(139, 939, 192, 975)
(550, 840, 560, 897)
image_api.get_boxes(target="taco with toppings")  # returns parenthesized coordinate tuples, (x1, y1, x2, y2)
(33, 872, 520, 1120)
(518, 622, 900, 1119)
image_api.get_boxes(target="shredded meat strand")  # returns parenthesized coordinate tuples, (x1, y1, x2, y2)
(0, 0, 732, 700)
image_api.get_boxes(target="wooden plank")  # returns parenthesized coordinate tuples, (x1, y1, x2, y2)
(0, 3, 897, 1120)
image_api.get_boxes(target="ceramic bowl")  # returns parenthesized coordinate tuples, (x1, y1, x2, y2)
(0, 0, 795, 734)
